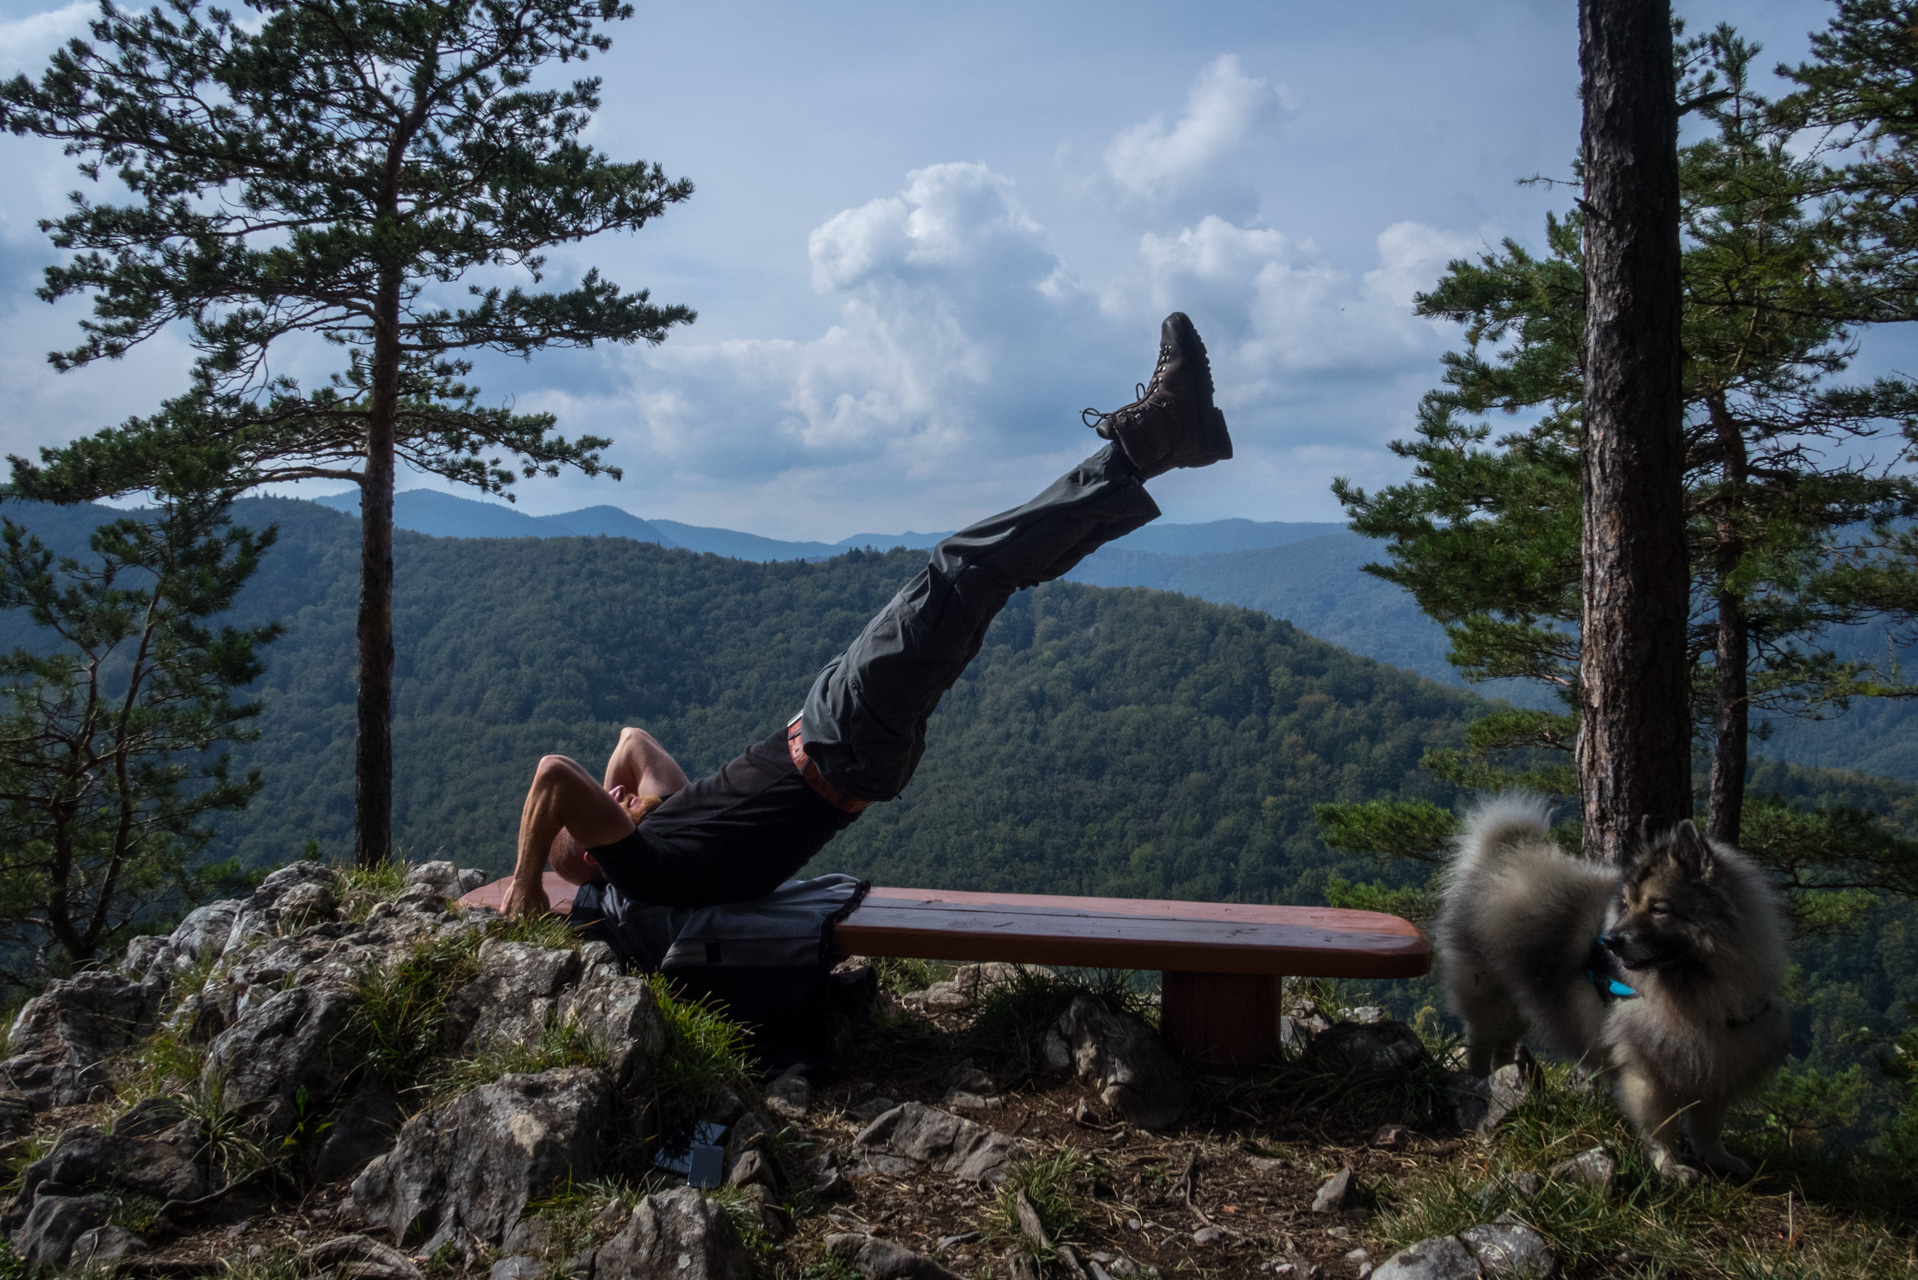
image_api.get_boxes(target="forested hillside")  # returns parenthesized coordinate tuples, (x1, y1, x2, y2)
(0, 498, 1481, 903)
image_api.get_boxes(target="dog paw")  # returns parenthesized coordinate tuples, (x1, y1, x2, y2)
(1651, 1151, 1701, 1184)
(1700, 1151, 1752, 1180)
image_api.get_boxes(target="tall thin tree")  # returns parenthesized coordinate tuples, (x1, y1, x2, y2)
(2, 0, 693, 865)
(1577, 0, 1692, 863)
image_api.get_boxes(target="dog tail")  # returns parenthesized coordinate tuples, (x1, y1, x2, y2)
(1454, 793, 1555, 869)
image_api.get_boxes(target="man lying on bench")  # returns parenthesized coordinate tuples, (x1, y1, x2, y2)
(502, 313, 1235, 919)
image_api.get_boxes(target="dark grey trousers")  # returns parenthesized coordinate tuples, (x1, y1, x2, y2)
(800, 442, 1160, 802)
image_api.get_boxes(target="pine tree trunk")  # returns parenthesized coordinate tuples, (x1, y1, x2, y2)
(1707, 393, 1749, 845)
(1575, 0, 1692, 865)
(1708, 581, 1748, 843)
(354, 267, 402, 868)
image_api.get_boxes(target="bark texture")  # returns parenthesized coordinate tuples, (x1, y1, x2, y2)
(1576, 0, 1693, 865)
(354, 268, 402, 867)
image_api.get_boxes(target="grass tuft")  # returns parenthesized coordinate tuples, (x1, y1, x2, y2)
(334, 861, 408, 923)
(993, 1145, 1100, 1258)
(489, 911, 588, 951)
(348, 929, 484, 1094)
(642, 974, 755, 1159)
(430, 1016, 609, 1105)
(870, 956, 949, 995)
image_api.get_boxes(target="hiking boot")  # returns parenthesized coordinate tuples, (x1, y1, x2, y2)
(1082, 312, 1233, 479)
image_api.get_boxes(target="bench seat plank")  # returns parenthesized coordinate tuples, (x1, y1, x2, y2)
(835, 887, 1428, 979)
(456, 875, 1428, 979)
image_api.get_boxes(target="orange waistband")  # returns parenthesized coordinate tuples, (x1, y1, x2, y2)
(786, 715, 872, 814)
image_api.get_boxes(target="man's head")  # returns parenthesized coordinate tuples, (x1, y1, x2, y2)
(548, 829, 605, 886)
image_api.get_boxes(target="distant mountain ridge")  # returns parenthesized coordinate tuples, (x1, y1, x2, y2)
(308, 487, 1343, 560)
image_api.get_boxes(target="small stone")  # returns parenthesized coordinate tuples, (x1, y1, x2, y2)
(944, 1090, 1002, 1111)
(1345, 1248, 1370, 1263)
(1370, 1235, 1482, 1280)
(1510, 1171, 1544, 1199)
(1450, 1063, 1530, 1135)
(947, 1063, 994, 1093)
(728, 1148, 775, 1190)
(1373, 1124, 1409, 1150)
(593, 1186, 753, 1280)
(764, 1070, 811, 1121)
(1460, 1221, 1556, 1278)
(827, 1232, 967, 1280)
(13, 1194, 111, 1271)
(1548, 1147, 1615, 1192)
(1311, 1166, 1357, 1213)
(490, 1257, 543, 1280)
(70, 1225, 147, 1269)
(852, 1101, 1029, 1185)
(813, 1168, 850, 1201)
(1051, 995, 1191, 1131)
(847, 1096, 897, 1122)
(1192, 1226, 1225, 1246)
(1247, 1155, 1286, 1174)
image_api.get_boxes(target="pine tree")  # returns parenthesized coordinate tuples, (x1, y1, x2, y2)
(1320, 27, 1918, 910)
(0, 453, 274, 981)
(0, 0, 694, 865)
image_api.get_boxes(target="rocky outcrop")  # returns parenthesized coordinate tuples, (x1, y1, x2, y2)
(449, 939, 582, 1052)
(202, 985, 358, 1136)
(594, 1187, 753, 1280)
(1041, 995, 1189, 1131)
(561, 969, 667, 1093)
(851, 1102, 1029, 1184)
(0, 972, 154, 1107)
(19, 1120, 212, 1204)
(351, 1068, 612, 1251)
(13, 1194, 111, 1271)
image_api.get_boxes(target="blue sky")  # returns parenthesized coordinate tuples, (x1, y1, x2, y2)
(0, 0, 1895, 539)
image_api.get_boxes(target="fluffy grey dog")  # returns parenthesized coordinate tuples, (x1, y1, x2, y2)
(1435, 796, 1789, 1180)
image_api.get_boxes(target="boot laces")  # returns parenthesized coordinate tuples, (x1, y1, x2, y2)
(1081, 341, 1174, 430)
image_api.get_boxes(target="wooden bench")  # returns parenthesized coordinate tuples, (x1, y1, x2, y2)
(458, 874, 1430, 1065)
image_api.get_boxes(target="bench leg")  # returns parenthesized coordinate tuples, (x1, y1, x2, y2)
(1159, 971, 1279, 1065)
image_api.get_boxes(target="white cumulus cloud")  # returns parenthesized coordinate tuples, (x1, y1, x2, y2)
(619, 162, 1115, 498)
(1105, 55, 1286, 199)
(1134, 215, 1482, 408)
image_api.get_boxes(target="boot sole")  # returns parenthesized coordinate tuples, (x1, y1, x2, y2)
(1165, 313, 1231, 466)
(1164, 311, 1216, 406)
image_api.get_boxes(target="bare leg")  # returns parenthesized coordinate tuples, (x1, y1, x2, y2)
(504, 754, 642, 916)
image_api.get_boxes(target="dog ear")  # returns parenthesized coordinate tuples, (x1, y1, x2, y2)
(1670, 819, 1716, 879)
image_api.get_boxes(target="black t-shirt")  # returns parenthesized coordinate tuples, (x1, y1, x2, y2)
(586, 729, 860, 908)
